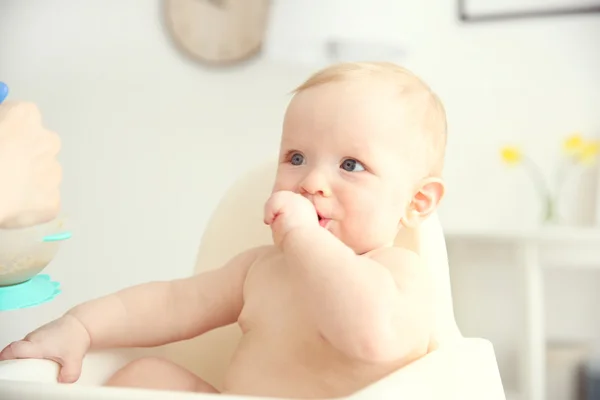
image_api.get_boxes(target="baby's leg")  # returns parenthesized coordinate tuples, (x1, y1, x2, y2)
(105, 356, 218, 393)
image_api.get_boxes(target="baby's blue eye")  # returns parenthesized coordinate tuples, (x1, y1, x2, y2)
(290, 153, 304, 165)
(341, 159, 365, 172)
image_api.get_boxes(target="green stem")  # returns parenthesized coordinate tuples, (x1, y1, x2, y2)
(555, 156, 577, 200)
(543, 196, 555, 223)
(522, 156, 553, 205)
(520, 156, 556, 223)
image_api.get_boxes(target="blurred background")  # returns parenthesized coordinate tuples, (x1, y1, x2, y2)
(0, 1, 599, 399)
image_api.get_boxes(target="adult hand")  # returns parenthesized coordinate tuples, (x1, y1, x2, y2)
(0, 82, 62, 228)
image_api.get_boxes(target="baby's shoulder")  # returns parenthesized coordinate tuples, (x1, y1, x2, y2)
(248, 244, 279, 261)
(364, 246, 426, 283)
(242, 244, 279, 272)
(365, 246, 421, 267)
(236, 244, 277, 260)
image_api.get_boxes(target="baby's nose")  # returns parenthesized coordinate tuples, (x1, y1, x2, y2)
(300, 170, 331, 197)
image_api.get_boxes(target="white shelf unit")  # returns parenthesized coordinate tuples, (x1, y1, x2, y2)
(445, 226, 600, 400)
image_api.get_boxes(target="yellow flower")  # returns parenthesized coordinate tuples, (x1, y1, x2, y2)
(500, 146, 522, 165)
(577, 141, 599, 165)
(563, 133, 584, 155)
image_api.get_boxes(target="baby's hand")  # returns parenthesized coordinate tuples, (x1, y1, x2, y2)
(264, 190, 318, 246)
(0, 314, 91, 383)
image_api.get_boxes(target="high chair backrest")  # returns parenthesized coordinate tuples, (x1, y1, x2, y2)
(394, 210, 462, 346)
(169, 161, 461, 389)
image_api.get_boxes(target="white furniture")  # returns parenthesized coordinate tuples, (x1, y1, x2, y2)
(446, 226, 600, 400)
(0, 161, 506, 400)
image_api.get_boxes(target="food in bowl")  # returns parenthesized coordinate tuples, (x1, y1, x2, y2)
(0, 217, 70, 287)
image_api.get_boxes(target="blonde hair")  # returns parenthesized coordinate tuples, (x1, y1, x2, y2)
(292, 62, 447, 176)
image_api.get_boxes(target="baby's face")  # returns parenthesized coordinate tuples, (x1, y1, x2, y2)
(272, 79, 423, 254)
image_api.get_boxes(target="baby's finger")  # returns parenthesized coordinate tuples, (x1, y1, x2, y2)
(263, 214, 273, 225)
(57, 357, 83, 383)
(263, 203, 276, 225)
(0, 345, 10, 360)
(0, 340, 44, 360)
(264, 207, 282, 225)
(264, 195, 284, 225)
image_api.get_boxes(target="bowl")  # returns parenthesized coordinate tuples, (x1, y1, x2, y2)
(0, 217, 71, 287)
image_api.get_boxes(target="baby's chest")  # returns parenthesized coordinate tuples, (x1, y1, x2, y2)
(238, 257, 310, 331)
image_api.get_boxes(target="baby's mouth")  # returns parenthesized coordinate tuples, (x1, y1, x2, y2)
(317, 214, 330, 228)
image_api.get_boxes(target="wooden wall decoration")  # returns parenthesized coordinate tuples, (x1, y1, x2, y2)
(164, 0, 271, 66)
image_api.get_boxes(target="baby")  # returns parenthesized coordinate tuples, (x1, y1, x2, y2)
(0, 61, 448, 398)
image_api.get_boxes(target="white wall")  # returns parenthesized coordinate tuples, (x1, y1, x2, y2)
(0, 0, 313, 339)
(269, 0, 600, 230)
(1, 0, 599, 394)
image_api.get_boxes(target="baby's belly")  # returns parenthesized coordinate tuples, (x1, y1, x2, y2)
(221, 330, 396, 399)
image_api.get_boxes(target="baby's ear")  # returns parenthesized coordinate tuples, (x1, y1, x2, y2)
(401, 177, 445, 228)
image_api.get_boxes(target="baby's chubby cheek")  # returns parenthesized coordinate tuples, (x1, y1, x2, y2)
(271, 173, 296, 194)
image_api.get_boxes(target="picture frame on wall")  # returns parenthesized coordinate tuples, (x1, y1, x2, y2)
(458, 0, 600, 23)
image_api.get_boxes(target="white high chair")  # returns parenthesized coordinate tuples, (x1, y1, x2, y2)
(0, 161, 506, 400)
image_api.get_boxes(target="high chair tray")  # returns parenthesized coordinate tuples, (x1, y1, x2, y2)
(0, 338, 506, 400)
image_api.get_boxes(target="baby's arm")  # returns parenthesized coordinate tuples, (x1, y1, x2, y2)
(69, 246, 266, 349)
(282, 227, 432, 364)
(0, 245, 265, 383)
